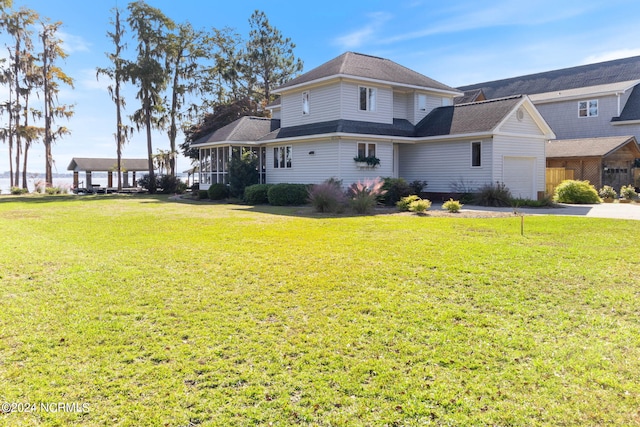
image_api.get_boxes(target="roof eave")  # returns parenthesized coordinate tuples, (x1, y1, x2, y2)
(273, 74, 463, 97)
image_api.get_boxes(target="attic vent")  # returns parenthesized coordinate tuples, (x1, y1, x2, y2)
(516, 108, 525, 121)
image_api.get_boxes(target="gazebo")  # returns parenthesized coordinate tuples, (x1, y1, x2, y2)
(67, 158, 149, 191)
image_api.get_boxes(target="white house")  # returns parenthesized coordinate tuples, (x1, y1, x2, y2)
(193, 52, 555, 200)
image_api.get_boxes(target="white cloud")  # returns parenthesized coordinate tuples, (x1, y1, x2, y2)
(583, 49, 640, 64)
(58, 31, 91, 54)
(333, 12, 393, 50)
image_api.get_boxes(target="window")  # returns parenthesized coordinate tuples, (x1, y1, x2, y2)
(579, 100, 598, 117)
(418, 94, 427, 111)
(442, 97, 452, 106)
(471, 141, 481, 167)
(359, 86, 376, 112)
(302, 91, 309, 115)
(357, 142, 376, 158)
(273, 146, 292, 169)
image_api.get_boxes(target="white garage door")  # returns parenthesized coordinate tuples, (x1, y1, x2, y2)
(503, 157, 536, 199)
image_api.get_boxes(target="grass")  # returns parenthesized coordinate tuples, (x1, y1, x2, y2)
(1, 194, 639, 426)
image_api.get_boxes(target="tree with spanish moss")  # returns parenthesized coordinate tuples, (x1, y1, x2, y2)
(40, 19, 74, 187)
(126, 0, 175, 192)
(97, 6, 132, 191)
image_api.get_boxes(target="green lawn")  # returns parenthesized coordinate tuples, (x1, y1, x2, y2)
(0, 195, 639, 426)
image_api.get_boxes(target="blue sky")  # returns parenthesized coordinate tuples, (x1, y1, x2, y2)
(3, 0, 640, 174)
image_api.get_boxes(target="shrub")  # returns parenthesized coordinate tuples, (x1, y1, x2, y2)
(620, 184, 637, 200)
(243, 184, 272, 205)
(207, 183, 229, 200)
(381, 177, 411, 206)
(197, 190, 209, 200)
(45, 187, 63, 195)
(396, 195, 421, 211)
(267, 183, 308, 206)
(10, 186, 28, 195)
(553, 180, 600, 204)
(347, 177, 387, 214)
(308, 180, 347, 213)
(442, 198, 463, 213)
(475, 182, 512, 207)
(157, 175, 187, 194)
(598, 185, 617, 199)
(409, 180, 428, 195)
(409, 199, 431, 213)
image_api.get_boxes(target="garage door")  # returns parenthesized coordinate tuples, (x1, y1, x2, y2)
(503, 157, 536, 199)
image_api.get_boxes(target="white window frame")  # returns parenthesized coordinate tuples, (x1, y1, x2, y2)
(358, 86, 377, 112)
(302, 91, 309, 115)
(357, 142, 376, 158)
(273, 145, 292, 169)
(418, 94, 427, 111)
(578, 99, 598, 117)
(471, 141, 482, 168)
(442, 97, 452, 106)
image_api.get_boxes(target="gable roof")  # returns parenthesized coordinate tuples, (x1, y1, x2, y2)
(67, 158, 149, 172)
(274, 52, 461, 95)
(191, 116, 280, 146)
(459, 55, 640, 100)
(415, 95, 525, 137)
(546, 135, 640, 158)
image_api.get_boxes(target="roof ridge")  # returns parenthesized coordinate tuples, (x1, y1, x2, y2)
(455, 94, 523, 107)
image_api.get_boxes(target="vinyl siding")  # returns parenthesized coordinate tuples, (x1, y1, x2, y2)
(535, 94, 619, 139)
(499, 107, 545, 136)
(412, 93, 443, 124)
(398, 138, 494, 193)
(280, 84, 341, 128)
(341, 82, 393, 124)
(493, 134, 546, 193)
(393, 91, 409, 121)
(265, 138, 395, 185)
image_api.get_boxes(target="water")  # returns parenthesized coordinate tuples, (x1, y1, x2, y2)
(0, 177, 105, 195)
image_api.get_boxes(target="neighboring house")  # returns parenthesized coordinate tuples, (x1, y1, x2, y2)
(546, 136, 640, 190)
(458, 56, 640, 190)
(193, 52, 555, 199)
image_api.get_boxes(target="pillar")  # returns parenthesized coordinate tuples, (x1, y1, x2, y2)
(86, 171, 92, 188)
(73, 171, 79, 188)
(108, 171, 113, 188)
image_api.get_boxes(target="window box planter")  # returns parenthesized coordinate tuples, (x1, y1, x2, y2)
(353, 156, 380, 169)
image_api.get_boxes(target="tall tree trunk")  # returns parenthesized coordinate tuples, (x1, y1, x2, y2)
(22, 142, 29, 190)
(169, 67, 179, 177)
(116, 80, 122, 191)
(145, 95, 155, 193)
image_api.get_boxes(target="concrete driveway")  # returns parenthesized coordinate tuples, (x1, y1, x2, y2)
(463, 202, 640, 220)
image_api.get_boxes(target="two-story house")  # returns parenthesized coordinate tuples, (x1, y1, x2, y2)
(458, 56, 640, 189)
(193, 52, 554, 199)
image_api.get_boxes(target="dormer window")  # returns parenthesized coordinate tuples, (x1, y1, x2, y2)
(418, 94, 427, 111)
(359, 86, 376, 112)
(302, 91, 309, 115)
(579, 100, 598, 117)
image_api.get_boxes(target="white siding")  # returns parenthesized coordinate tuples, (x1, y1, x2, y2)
(393, 91, 409, 121)
(493, 134, 546, 194)
(340, 82, 393, 124)
(265, 138, 395, 185)
(398, 138, 494, 193)
(280, 85, 341, 128)
(412, 93, 442, 124)
(498, 107, 545, 135)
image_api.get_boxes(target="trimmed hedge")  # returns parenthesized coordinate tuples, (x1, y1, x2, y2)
(267, 183, 309, 206)
(243, 184, 273, 205)
(207, 183, 229, 200)
(553, 180, 600, 204)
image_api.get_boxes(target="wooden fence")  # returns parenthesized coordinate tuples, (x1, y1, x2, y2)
(546, 168, 574, 195)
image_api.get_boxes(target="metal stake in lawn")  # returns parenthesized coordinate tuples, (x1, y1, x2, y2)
(513, 205, 524, 236)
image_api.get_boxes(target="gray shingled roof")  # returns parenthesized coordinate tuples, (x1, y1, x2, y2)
(67, 158, 149, 172)
(459, 55, 640, 99)
(613, 84, 640, 122)
(415, 96, 523, 137)
(260, 119, 416, 141)
(275, 52, 460, 94)
(191, 116, 280, 146)
(546, 136, 640, 158)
